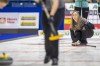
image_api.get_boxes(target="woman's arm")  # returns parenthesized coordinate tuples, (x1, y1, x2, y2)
(87, 0, 92, 3)
(34, 0, 59, 16)
(96, 0, 100, 2)
(50, 0, 59, 16)
(34, 0, 40, 3)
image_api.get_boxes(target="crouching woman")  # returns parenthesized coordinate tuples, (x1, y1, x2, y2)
(70, 11, 88, 46)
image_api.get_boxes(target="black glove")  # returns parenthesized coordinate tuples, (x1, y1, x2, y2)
(48, 16, 54, 23)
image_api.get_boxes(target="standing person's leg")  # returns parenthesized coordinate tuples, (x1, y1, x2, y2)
(75, 7, 81, 16)
(42, 11, 52, 64)
(98, 7, 100, 18)
(82, 8, 89, 19)
(50, 8, 65, 65)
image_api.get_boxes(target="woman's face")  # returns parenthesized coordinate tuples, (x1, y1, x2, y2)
(0, 2, 7, 9)
(72, 12, 80, 22)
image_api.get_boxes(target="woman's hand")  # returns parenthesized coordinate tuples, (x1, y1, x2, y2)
(34, 0, 40, 3)
(82, 18, 87, 23)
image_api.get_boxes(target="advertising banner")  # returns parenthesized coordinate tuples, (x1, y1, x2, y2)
(0, 13, 39, 29)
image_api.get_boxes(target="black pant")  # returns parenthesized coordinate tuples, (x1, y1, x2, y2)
(70, 29, 87, 43)
(98, 7, 100, 18)
(75, 7, 89, 19)
(42, 8, 65, 59)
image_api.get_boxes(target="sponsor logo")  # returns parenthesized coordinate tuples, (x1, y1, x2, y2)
(69, 4, 74, 9)
(93, 4, 98, 9)
(94, 31, 100, 36)
(0, 18, 6, 24)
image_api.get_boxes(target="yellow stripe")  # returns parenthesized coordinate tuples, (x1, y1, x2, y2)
(21, 22, 36, 26)
(64, 19, 72, 24)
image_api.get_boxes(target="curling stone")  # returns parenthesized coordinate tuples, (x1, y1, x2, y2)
(0, 53, 13, 66)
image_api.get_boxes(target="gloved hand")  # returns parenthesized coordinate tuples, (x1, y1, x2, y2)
(48, 16, 54, 23)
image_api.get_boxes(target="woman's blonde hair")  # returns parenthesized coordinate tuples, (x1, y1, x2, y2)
(70, 10, 81, 30)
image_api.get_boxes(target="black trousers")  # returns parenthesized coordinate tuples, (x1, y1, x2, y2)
(70, 29, 87, 43)
(75, 7, 89, 19)
(98, 7, 100, 18)
(42, 8, 65, 59)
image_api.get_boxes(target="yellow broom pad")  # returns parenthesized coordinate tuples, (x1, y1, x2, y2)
(49, 34, 63, 41)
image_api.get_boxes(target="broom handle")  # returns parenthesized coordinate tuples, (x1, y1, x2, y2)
(80, 0, 83, 17)
(40, 0, 57, 35)
(40, 0, 50, 19)
(86, 45, 96, 48)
